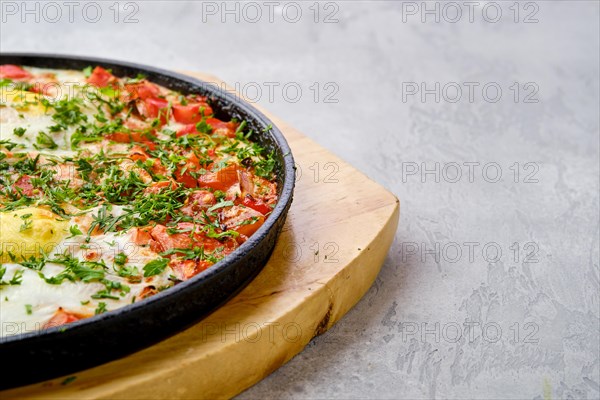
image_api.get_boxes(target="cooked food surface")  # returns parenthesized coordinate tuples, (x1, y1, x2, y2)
(0, 65, 278, 336)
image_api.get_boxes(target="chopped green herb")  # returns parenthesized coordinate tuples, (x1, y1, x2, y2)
(95, 302, 107, 315)
(0, 267, 23, 286)
(195, 120, 213, 134)
(143, 257, 169, 278)
(68, 225, 83, 238)
(207, 200, 234, 214)
(35, 131, 58, 150)
(13, 127, 26, 137)
(83, 66, 93, 77)
(19, 219, 33, 232)
(114, 252, 127, 267)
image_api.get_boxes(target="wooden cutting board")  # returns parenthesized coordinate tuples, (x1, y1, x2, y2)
(1, 72, 399, 399)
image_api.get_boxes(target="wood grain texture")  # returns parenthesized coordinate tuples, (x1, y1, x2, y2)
(1, 72, 399, 400)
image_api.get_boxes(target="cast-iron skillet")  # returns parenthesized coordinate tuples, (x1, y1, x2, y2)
(0, 53, 295, 389)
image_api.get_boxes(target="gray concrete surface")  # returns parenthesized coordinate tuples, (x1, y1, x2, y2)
(1, 1, 599, 399)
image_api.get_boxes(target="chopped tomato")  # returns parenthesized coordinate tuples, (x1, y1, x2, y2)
(83, 250, 101, 262)
(29, 74, 59, 96)
(142, 97, 170, 121)
(220, 205, 265, 238)
(150, 222, 228, 255)
(144, 141, 158, 151)
(149, 239, 163, 254)
(106, 131, 156, 147)
(124, 81, 160, 100)
(172, 103, 213, 124)
(206, 118, 238, 137)
(0, 64, 32, 80)
(242, 195, 272, 215)
(86, 66, 116, 88)
(13, 175, 35, 196)
(130, 227, 152, 245)
(175, 153, 202, 188)
(176, 124, 197, 137)
(129, 145, 150, 161)
(151, 159, 168, 176)
(169, 258, 213, 280)
(150, 224, 194, 253)
(30, 83, 57, 97)
(175, 170, 198, 188)
(106, 132, 130, 143)
(106, 131, 137, 143)
(198, 164, 239, 191)
(191, 233, 226, 252)
(187, 94, 210, 104)
(130, 149, 166, 176)
(144, 180, 177, 195)
(43, 308, 83, 329)
(178, 118, 237, 137)
(137, 285, 158, 299)
(181, 190, 216, 217)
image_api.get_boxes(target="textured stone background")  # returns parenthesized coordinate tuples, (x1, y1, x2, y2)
(1, 1, 599, 398)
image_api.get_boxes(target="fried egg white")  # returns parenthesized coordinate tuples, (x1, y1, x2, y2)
(1, 215, 173, 337)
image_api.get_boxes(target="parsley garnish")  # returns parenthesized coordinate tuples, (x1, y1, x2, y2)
(207, 200, 234, 214)
(196, 119, 213, 134)
(95, 302, 107, 315)
(113, 252, 127, 267)
(35, 132, 58, 150)
(13, 127, 26, 137)
(83, 66, 93, 77)
(68, 225, 83, 238)
(0, 267, 23, 286)
(143, 257, 169, 278)
(0, 139, 22, 151)
(254, 151, 277, 179)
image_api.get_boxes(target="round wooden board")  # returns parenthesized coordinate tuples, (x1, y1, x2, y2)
(1, 72, 400, 399)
